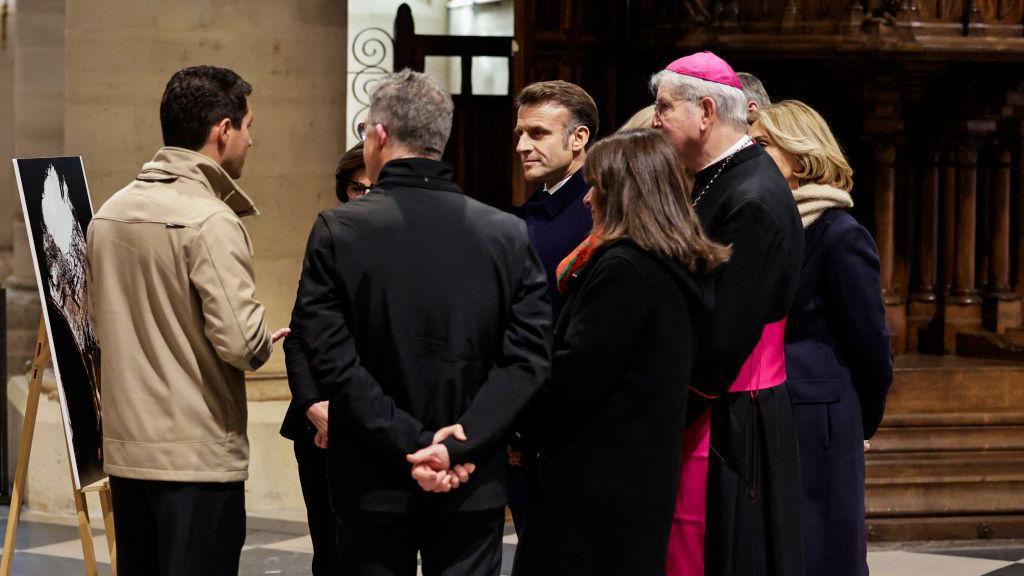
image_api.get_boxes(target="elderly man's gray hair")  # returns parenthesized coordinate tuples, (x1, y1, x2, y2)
(649, 70, 749, 131)
(369, 69, 454, 157)
(738, 72, 771, 108)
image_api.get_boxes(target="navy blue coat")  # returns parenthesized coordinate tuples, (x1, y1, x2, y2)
(511, 169, 593, 318)
(784, 208, 893, 576)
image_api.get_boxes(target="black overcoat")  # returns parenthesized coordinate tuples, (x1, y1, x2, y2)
(513, 239, 706, 576)
(785, 208, 893, 576)
(290, 158, 552, 516)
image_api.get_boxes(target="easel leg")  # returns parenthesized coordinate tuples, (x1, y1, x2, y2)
(98, 480, 116, 575)
(72, 487, 98, 576)
(0, 319, 50, 576)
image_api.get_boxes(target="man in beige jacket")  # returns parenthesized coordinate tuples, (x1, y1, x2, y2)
(86, 65, 287, 576)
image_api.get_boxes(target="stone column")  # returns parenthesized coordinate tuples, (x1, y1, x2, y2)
(6, 0, 66, 515)
(0, 0, 15, 283)
(7, 0, 64, 377)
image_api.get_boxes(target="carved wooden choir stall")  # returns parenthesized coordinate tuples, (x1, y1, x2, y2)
(393, 0, 1024, 541)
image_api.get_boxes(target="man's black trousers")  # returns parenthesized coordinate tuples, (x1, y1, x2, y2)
(337, 508, 504, 576)
(109, 476, 245, 576)
(294, 439, 340, 575)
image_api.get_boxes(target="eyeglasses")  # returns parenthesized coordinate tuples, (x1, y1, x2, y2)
(654, 97, 694, 119)
(654, 99, 676, 119)
(348, 181, 372, 197)
(356, 121, 378, 142)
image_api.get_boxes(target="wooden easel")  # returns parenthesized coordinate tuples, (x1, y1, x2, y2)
(0, 318, 116, 576)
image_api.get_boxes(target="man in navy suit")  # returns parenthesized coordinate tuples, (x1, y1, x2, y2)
(512, 81, 597, 319)
(508, 80, 598, 534)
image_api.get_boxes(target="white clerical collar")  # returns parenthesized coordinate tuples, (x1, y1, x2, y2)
(543, 172, 575, 195)
(701, 135, 753, 172)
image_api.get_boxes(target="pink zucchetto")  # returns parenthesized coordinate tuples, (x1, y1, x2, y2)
(664, 51, 742, 90)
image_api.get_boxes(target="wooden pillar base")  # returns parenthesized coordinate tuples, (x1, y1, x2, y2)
(886, 298, 908, 354)
(943, 300, 983, 354)
(907, 298, 937, 353)
(982, 295, 1022, 334)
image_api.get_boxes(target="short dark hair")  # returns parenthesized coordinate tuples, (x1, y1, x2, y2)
(335, 143, 366, 203)
(160, 66, 252, 151)
(515, 80, 600, 144)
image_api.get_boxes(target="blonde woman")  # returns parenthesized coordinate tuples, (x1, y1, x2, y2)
(750, 101, 892, 576)
(619, 104, 655, 131)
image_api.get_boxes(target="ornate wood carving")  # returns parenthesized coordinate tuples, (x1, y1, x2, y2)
(515, 0, 1024, 358)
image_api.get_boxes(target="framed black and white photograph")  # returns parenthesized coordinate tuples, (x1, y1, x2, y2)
(13, 157, 104, 490)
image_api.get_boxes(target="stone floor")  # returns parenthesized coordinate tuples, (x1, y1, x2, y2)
(0, 508, 1023, 575)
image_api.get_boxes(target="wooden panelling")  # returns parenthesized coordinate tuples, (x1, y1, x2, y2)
(512, 0, 1024, 544)
(866, 355, 1024, 540)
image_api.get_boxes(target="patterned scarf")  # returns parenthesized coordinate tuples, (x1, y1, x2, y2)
(556, 233, 600, 294)
(791, 183, 854, 229)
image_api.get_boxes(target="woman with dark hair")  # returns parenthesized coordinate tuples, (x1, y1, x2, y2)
(513, 129, 729, 576)
(335, 142, 371, 202)
(280, 142, 370, 575)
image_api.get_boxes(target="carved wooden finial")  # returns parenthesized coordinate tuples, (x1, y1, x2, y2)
(394, 4, 416, 71)
(396, 3, 414, 37)
(1, 0, 8, 48)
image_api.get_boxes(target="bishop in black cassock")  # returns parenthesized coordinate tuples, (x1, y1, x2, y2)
(653, 51, 805, 576)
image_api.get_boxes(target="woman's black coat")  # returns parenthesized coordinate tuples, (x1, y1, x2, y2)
(784, 209, 893, 576)
(513, 238, 706, 576)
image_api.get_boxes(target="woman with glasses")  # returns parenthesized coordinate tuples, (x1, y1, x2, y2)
(336, 142, 372, 201)
(279, 141, 370, 575)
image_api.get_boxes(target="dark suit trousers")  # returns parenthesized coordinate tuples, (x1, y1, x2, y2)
(294, 439, 341, 575)
(337, 508, 504, 576)
(109, 476, 245, 576)
(506, 464, 530, 535)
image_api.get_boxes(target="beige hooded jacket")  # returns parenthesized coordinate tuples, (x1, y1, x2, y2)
(86, 147, 272, 482)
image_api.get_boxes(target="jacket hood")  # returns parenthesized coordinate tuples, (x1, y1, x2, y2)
(137, 147, 260, 217)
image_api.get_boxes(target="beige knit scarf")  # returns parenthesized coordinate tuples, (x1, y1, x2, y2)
(791, 183, 854, 229)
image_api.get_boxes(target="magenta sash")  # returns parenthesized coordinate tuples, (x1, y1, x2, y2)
(665, 319, 787, 576)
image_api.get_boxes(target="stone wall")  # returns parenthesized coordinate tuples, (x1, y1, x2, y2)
(5, 0, 348, 520)
(64, 0, 348, 375)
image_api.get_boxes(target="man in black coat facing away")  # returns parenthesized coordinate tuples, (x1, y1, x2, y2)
(290, 69, 551, 576)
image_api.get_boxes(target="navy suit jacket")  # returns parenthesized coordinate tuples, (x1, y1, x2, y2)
(511, 169, 593, 319)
